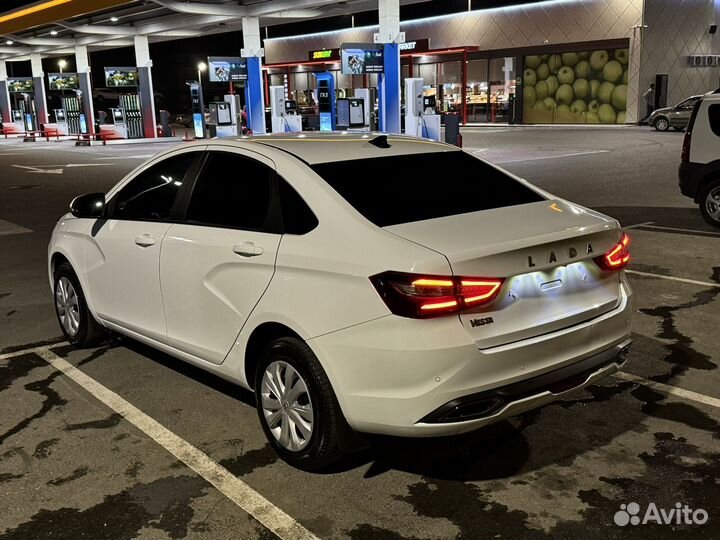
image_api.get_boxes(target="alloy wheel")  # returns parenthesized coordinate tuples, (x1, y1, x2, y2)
(260, 360, 314, 452)
(655, 118, 668, 131)
(705, 186, 720, 223)
(55, 276, 80, 336)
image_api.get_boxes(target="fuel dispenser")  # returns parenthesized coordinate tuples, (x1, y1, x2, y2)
(269, 85, 301, 133)
(119, 94, 143, 139)
(404, 78, 441, 140)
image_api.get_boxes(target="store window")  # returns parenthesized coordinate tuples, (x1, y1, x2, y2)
(489, 58, 515, 123)
(522, 46, 630, 124)
(466, 59, 488, 123)
(438, 61, 462, 113)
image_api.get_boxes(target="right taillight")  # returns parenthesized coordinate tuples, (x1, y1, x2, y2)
(594, 233, 630, 271)
(681, 130, 691, 162)
(370, 271, 504, 319)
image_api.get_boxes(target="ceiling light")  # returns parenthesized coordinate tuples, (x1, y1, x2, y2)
(51, 30, 58, 35)
(5, 40, 13, 46)
(110, 16, 119, 22)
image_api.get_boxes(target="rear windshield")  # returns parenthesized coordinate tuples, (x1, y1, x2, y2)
(311, 151, 545, 227)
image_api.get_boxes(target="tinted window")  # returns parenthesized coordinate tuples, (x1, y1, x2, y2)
(112, 153, 197, 221)
(186, 151, 272, 230)
(279, 179, 318, 234)
(708, 104, 720, 137)
(311, 151, 545, 227)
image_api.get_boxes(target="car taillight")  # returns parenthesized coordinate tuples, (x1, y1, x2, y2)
(370, 271, 504, 319)
(594, 233, 630, 271)
(681, 130, 691, 162)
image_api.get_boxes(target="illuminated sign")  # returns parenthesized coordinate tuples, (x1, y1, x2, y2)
(208, 57, 247, 82)
(308, 48, 340, 61)
(399, 39, 430, 53)
(340, 43, 384, 75)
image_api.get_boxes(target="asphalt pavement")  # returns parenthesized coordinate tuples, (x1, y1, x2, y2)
(1, 127, 718, 540)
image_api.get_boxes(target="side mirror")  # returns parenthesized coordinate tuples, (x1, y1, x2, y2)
(70, 193, 106, 219)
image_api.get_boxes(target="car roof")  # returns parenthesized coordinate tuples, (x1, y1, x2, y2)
(205, 132, 459, 164)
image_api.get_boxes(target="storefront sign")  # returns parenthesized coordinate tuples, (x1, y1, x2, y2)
(399, 39, 430, 53)
(309, 48, 340, 61)
(689, 55, 720, 66)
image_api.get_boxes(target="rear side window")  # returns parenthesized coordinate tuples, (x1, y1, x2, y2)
(708, 104, 720, 137)
(186, 151, 273, 231)
(112, 152, 198, 221)
(311, 151, 544, 227)
(279, 178, 318, 234)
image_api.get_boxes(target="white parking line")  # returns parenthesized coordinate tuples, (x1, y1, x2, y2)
(623, 221, 655, 229)
(495, 149, 609, 164)
(34, 348, 319, 540)
(615, 371, 720, 409)
(634, 224, 720, 237)
(0, 219, 33, 236)
(0, 342, 66, 361)
(626, 269, 720, 289)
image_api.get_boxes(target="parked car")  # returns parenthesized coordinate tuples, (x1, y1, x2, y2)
(649, 95, 703, 131)
(48, 134, 633, 469)
(678, 91, 720, 227)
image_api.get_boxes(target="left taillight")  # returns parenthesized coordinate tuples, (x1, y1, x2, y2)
(595, 233, 630, 271)
(370, 271, 504, 319)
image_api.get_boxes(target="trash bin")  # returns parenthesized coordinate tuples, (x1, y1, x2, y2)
(444, 113, 461, 147)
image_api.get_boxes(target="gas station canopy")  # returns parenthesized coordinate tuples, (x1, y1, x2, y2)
(0, 0, 425, 61)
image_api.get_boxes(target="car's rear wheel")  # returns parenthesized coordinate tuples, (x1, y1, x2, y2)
(255, 337, 345, 470)
(699, 179, 720, 228)
(653, 117, 669, 131)
(53, 262, 105, 347)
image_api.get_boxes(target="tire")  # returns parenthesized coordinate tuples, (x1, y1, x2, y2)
(53, 262, 106, 347)
(255, 337, 345, 470)
(653, 117, 669, 131)
(699, 178, 720, 228)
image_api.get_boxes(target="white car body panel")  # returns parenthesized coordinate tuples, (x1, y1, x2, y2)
(49, 133, 633, 437)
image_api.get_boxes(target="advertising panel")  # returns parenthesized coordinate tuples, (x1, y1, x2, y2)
(341, 43, 384, 75)
(208, 57, 248, 82)
(48, 73, 79, 90)
(105, 67, 139, 87)
(522, 47, 630, 124)
(8, 78, 34, 93)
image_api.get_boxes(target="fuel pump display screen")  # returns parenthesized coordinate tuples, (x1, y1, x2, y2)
(341, 43, 384, 75)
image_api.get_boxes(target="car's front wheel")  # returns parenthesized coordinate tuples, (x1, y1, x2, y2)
(255, 337, 345, 470)
(653, 116, 669, 131)
(699, 179, 720, 228)
(53, 262, 106, 347)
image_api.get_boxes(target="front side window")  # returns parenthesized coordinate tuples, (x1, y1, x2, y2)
(111, 152, 198, 221)
(185, 151, 273, 231)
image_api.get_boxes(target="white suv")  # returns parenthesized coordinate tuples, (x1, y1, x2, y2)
(679, 91, 720, 227)
(49, 134, 632, 469)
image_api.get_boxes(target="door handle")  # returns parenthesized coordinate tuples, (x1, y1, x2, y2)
(233, 242, 264, 257)
(134, 234, 157, 247)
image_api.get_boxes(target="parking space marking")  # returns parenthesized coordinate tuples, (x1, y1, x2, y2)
(495, 149, 609, 164)
(622, 221, 655, 229)
(626, 269, 720, 289)
(634, 224, 720, 237)
(34, 348, 320, 540)
(0, 219, 32, 236)
(616, 371, 720, 409)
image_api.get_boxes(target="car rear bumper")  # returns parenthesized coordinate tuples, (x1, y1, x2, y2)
(678, 161, 705, 201)
(309, 276, 633, 436)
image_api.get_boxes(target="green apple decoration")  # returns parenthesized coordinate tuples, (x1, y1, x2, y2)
(561, 52, 579, 66)
(533, 100, 548, 111)
(614, 48, 629, 65)
(598, 81, 615, 103)
(536, 63, 550, 80)
(535, 80, 549, 99)
(524, 68, 537, 86)
(556, 83, 574, 105)
(548, 54, 563, 73)
(541, 54, 549, 61)
(578, 51, 590, 60)
(557, 66, 575, 84)
(586, 111, 600, 123)
(597, 103, 616, 123)
(588, 99, 599, 113)
(570, 99, 587, 114)
(546, 75, 558, 95)
(622, 70, 628, 84)
(590, 79, 600, 99)
(611, 84, 627, 110)
(589, 50, 609, 71)
(616, 111, 627, 124)
(524, 86, 537, 106)
(575, 60, 590, 79)
(573, 78, 589, 99)
(525, 55, 542, 69)
(543, 96, 557, 109)
(602, 60, 623, 83)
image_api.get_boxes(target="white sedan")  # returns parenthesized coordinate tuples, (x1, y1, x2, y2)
(48, 133, 632, 469)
